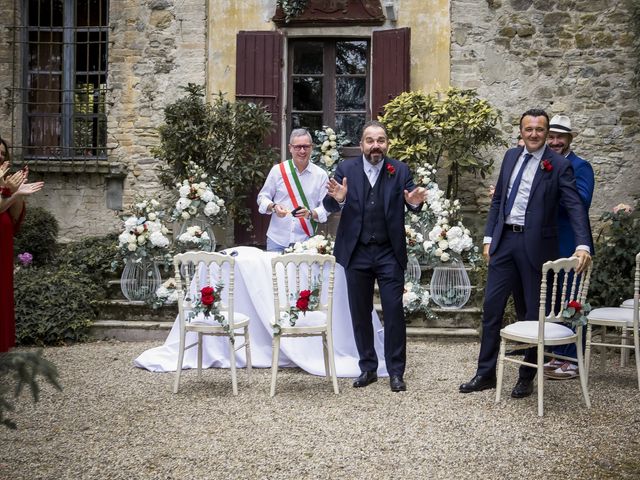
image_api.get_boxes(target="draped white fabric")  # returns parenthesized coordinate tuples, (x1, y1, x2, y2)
(133, 246, 389, 377)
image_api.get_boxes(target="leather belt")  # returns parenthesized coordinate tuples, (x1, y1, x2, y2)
(505, 224, 525, 232)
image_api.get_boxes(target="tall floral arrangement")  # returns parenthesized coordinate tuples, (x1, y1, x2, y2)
(172, 161, 226, 224)
(117, 197, 171, 262)
(310, 126, 350, 175)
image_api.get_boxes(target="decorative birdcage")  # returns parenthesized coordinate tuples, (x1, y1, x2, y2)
(121, 257, 161, 302)
(405, 254, 422, 283)
(429, 258, 471, 309)
(176, 216, 216, 252)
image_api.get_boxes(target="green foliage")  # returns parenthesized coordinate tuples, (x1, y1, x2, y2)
(14, 264, 102, 346)
(277, 0, 309, 22)
(0, 350, 61, 429)
(380, 88, 506, 198)
(589, 205, 640, 307)
(13, 206, 59, 266)
(153, 84, 277, 227)
(56, 233, 120, 288)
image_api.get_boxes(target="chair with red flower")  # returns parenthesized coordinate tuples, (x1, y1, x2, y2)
(495, 257, 593, 416)
(585, 252, 640, 389)
(172, 251, 252, 395)
(270, 253, 338, 396)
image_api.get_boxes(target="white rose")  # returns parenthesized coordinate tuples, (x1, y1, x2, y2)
(181, 211, 190, 220)
(127, 243, 137, 252)
(124, 217, 137, 229)
(135, 225, 145, 234)
(438, 239, 449, 250)
(137, 235, 146, 245)
(322, 140, 331, 150)
(217, 199, 225, 206)
(148, 212, 157, 221)
(150, 231, 169, 248)
(326, 128, 335, 135)
(176, 197, 191, 211)
(204, 202, 220, 217)
(118, 231, 130, 245)
(329, 134, 337, 141)
(179, 185, 191, 198)
(440, 252, 451, 262)
(201, 190, 214, 202)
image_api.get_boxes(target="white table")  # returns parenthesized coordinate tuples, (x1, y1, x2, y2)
(134, 246, 388, 377)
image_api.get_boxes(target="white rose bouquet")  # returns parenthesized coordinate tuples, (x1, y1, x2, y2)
(285, 234, 334, 255)
(310, 126, 350, 175)
(171, 161, 226, 224)
(117, 197, 171, 261)
(177, 225, 212, 251)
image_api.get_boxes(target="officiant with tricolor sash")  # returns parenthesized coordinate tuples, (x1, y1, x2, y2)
(257, 128, 330, 252)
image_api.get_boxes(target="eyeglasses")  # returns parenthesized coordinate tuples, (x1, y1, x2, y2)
(290, 144, 312, 151)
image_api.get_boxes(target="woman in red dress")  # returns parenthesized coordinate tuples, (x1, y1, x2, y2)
(0, 138, 44, 352)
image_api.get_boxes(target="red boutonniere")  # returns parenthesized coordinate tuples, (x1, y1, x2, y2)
(386, 163, 396, 177)
(540, 159, 553, 172)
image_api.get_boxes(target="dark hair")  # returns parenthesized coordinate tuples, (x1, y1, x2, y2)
(0, 137, 9, 162)
(519, 109, 549, 129)
(361, 120, 388, 139)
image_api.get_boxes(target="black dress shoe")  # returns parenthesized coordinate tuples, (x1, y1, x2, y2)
(511, 377, 534, 398)
(353, 371, 377, 388)
(390, 375, 406, 392)
(459, 375, 497, 393)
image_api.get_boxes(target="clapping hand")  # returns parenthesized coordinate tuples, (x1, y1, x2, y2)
(327, 177, 348, 203)
(404, 186, 427, 206)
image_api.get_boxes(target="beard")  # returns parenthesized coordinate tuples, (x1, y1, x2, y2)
(364, 148, 384, 165)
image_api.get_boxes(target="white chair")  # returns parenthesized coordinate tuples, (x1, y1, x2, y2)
(496, 257, 592, 416)
(585, 252, 640, 389)
(173, 251, 252, 395)
(270, 253, 339, 397)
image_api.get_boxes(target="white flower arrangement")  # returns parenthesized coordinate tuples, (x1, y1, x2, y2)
(177, 225, 212, 251)
(172, 161, 226, 224)
(310, 126, 350, 175)
(405, 224, 424, 257)
(118, 197, 171, 261)
(285, 234, 334, 255)
(403, 281, 433, 317)
(149, 278, 180, 309)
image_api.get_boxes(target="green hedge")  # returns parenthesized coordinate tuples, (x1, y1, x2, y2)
(13, 206, 59, 266)
(14, 265, 102, 346)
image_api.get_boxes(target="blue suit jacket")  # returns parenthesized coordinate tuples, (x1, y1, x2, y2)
(557, 151, 595, 257)
(323, 156, 419, 269)
(485, 145, 593, 269)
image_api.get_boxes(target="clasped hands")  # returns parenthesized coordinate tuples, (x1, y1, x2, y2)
(273, 204, 312, 220)
(326, 176, 427, 206)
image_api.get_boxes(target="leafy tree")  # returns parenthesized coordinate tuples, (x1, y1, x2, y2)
(0, 351, 61, 429)
(153, 84, 277, 227)
(380, 88, 506, 198)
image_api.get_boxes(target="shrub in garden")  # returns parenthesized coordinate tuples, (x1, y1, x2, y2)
(56, 234, 121, 291)
(589, 203, 640, 307)
(13, 206, 59, 266)
(14, 264, 102, 346)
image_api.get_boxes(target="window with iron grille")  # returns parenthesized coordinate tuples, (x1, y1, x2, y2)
(17, 0, 109, 162)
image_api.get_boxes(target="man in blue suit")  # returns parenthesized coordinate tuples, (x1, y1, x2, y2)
(460, 109, 593, 398)
(323, 121, 426, 392)
(544, 114, 595, 379)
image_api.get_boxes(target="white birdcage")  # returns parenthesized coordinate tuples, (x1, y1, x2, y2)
(121, 257, 161, 302)
(429, 258, 471, 309)
(405, 254, 422, 283)
(176, 216, 216, 252)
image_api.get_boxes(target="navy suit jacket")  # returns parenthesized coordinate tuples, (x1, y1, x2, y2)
(485, 145, 593, 269)
(323, 156, 419, 270)
(557, 151, 595, 257)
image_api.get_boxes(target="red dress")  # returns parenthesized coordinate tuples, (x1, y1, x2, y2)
(0, 207, 24, 352)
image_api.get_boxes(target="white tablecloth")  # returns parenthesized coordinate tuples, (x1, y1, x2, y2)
(133, 246, 388, 377)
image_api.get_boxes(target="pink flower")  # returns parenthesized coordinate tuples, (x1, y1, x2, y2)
(613, 203, 633, 214)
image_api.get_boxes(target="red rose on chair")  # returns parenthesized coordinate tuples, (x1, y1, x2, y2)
(296, 290, 312, 311)
(200, 286, 215, 306)
(567, 300, 582, 312)
(540, 159, 553, 172)
(386, 163, 396, 177)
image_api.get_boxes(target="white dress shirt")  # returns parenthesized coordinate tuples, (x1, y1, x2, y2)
(364, 156, 384, 186)
(257, 160, 329, 247)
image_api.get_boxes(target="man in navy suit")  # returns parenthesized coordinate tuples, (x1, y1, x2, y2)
(544, 114, 595, 379)
(460, 109, 593, 398)
(323, 121, 426, 392)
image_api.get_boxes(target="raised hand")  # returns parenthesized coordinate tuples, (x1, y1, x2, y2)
(404, 186, 427, 206)
(16, 181, 44, 196)
(0, 161, 9, 180)
(4, 170, 25, 193)
(327, 177, 348, 203)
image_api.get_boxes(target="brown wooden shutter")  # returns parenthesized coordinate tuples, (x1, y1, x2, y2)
(234, 30, 283, 246)
(371, 28, 411, 120)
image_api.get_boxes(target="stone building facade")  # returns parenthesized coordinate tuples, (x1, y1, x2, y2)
(0, 0, 637, 242)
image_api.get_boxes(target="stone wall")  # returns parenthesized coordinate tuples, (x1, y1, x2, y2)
(451, 0, 640, 219)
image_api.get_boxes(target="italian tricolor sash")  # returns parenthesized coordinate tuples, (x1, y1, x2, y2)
(279, 160, 317, 237)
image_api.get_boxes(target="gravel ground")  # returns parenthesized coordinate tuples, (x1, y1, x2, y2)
(1, 339, 639, 480)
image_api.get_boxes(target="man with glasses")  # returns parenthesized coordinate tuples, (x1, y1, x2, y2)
(257, 128, 329, 252)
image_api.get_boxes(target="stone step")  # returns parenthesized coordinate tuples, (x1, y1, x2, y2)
(374, 303, 481, 329)
(97, 299, 176, 322)
(88, 319, 478, 342)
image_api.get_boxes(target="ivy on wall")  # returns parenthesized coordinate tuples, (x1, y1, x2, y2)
(277, 0, 309, 22)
